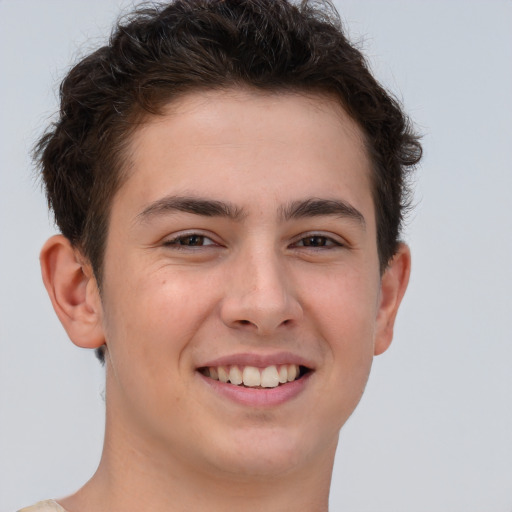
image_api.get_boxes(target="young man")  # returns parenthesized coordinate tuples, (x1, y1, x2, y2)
(22, 0, 421, 511)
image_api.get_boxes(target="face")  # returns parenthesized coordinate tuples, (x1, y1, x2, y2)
(98, 89, 389, 479)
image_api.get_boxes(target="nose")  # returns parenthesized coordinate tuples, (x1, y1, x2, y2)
(219, 247, 303, 335)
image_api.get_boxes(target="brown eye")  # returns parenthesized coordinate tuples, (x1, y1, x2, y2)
(302, 236, 327, 247)
(179, 235, 206, 246)
(164, 234, 216, 247)
(297, 236, 339, 247)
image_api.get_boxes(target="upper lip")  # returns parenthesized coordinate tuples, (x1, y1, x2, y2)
(197, 351, 315, 370)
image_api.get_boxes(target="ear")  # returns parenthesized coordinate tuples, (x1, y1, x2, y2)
(374, 243, 411, 356)
(40, 234, 105, 349)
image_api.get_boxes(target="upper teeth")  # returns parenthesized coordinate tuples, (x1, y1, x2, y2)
(203, 364, 301, 388)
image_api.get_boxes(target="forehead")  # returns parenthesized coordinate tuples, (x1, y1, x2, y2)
(116, 88, 374, 222)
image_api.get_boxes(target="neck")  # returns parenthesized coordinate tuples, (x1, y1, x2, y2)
(61, 422, 335, 512)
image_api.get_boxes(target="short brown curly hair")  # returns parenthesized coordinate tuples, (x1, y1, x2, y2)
(35, 0, 421, 284)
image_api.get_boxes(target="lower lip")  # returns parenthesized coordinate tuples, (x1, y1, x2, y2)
(198, 372, 312, 407)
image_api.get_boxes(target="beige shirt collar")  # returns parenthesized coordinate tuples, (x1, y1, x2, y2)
(18, 500, 67, 512)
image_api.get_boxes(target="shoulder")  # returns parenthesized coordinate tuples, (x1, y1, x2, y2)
(17, 500, 67, 512)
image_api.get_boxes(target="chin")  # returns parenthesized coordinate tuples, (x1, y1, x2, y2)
(205, 423, 336, 479)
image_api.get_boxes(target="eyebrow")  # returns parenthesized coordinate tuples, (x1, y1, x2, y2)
(136, 195, 245, 222)
(136, 195, 365, 228)
(280, 198, 366, 227)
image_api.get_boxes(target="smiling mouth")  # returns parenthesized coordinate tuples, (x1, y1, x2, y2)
(198, 364, 311, 389)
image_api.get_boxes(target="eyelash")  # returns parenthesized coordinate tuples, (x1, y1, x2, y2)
(162, 232, 343, 250)
(291, 234, 343, 249)
(162, 233, 218, 248)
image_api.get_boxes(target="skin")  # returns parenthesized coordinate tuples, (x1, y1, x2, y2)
(40, 89, 410, 512)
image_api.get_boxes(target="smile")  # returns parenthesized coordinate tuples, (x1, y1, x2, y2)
(198, 364, 310, 388)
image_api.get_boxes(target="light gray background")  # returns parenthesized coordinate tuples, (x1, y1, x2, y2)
(1, 1, 511, 510)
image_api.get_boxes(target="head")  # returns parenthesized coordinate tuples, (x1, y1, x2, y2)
(36, 0, 421, 485)
(36, 0, 420, 281)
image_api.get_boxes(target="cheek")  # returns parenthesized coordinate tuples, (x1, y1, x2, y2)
(100, 271, 213, 425)
(303, 267, 379, 402)
(106, 275, 205, 350)
(102, 261, 227, 379)
(304, 265, 379, 342)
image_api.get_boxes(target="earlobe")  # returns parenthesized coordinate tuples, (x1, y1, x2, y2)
(40, 235, 105, 349)
(374, 243, 411, 356)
